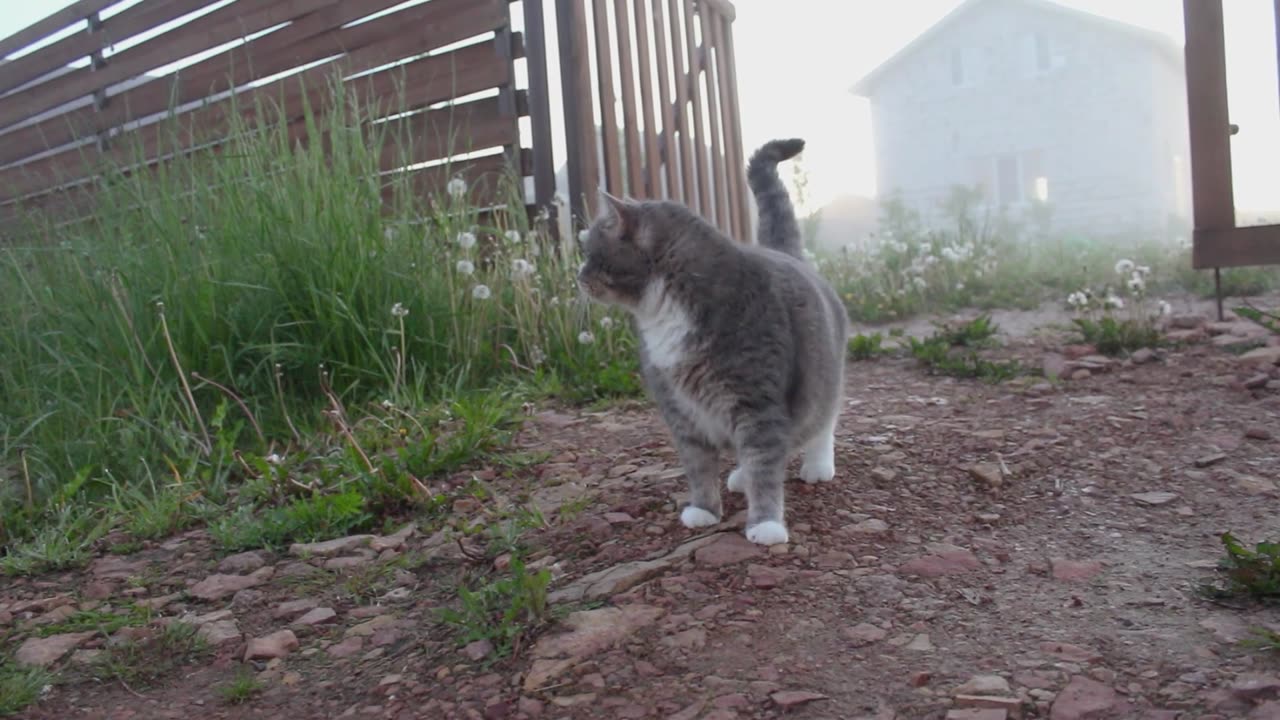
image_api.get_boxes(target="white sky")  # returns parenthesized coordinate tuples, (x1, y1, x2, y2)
(3, 0, 1278, 212)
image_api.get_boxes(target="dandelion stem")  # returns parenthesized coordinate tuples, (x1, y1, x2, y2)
(157, 305, 212, 456)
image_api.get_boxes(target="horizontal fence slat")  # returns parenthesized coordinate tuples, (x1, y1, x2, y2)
(1193, 225, 1280, 268)
(0, 0, 117, 59)
(0, 0, 507, 170)
(371, 94, 523, 174)
(0, 0, 225, 96)
(0, 39, 516, 203)
(0, 0, 334, 133)
(382, 148, 531, 210)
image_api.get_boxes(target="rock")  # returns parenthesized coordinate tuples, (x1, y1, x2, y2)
(292, 607, 337, 627)
(1169, 313, 1207, 330)
(1193, 452, 1227, 468)
(905, 633, 934, 652)
(15, 632, 94, 667)
(1213, 333, 1267, 352)
(217, 551, 267, 574)
(369, 523, 417, 552)
(1050, 676, 1117, 719)
(956, 676, 1012, 696)
(517, 697, 544, 717)
(604, 512, 635, 524)
(1246, 427, 1274, 441)
(947, 710, 1009, 720)
(272, 598, 319, 619)
(522, 604, 665, 691)
(1165, 328, 1205, 343)
(548, 558, 670, 604)
(324, 555, 373, 571)
(1070, 369, 1092, 381)
(89, 556, 148, 580)
(326, 636, 364, 658)
(870, 466, 898, 483)
(1232, 474, 1279, 496)
(1039, 642, 1102, 664)
(1130, 348, 1156, 364)
(1042, 353, 1068, 380)
(1201, 614, 1250, 644)
(899, 548, 981, 577)
(842, 623, 888, 646)
(1231, 673, 1280, 703)
(848, 518, 891, 535)
(748, 564, 790, 589)
(968, 463, 1004, 489)
(769, 690, 827, 708)
(955, 696, 1022, 716)
(244, 630, 299, 661)
(1130, 491, 1178, 506)
(1239, 346, 1280, 367)
(693, 533, 762, 567)
(812, 550, 856, 569)
(463, 639, 493, 661)
(345, 614, 397, 638)
(83, 581, 117, 600)
(661, 627, 707, 650)
(1250, 701, 1280, 720)
(196, 619, 242, 646)
(288, 534, 374, 558)
(32, 605, 76, 625)
(189, 567, 272, 601)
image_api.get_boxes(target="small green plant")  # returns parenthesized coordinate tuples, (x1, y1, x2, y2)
(0, 661, 52, 717)
(1235, 305, 1280, 334)
(848, 332, 884, 361)
(438, 557, 552, 658)
(35, 605, 152, 637)
(91, 620, 210, 689)
(209, 491, 371, 552)
(1203, 532, 1280, 600)
(1, 504, 111, 576)
(218, 666, 265, 705)
(1242, 627, 1280, 654)
(1065, 259, 1166, 356)
(907, 315, 1022, 382)
(1071, 315, 1162, 356)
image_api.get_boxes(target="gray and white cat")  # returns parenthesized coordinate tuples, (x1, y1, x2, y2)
(577, 138, 848, 546)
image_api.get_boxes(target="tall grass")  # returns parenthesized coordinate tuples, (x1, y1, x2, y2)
(0, 76, 636, 553)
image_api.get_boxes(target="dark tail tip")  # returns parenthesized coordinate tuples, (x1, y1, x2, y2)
(767, 138, 805, 161)
(747, 138, 806, 189)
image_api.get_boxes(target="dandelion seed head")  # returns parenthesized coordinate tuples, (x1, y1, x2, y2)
(456, 259, 475, 275)
(577, 330, 595, 345)
(471, 284, 492, 300)
(599, 316, 614, 329)
(390, 302, 409, 317)
(505, 229, 522, 244)
(456, 231, 477, 250)
(511, 258, 534, 277)
(1114, 259, 1135, 275)
(446, 177, 467, 199)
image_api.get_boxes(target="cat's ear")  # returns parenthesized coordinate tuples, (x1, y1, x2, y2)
(597, 189, 635, 232)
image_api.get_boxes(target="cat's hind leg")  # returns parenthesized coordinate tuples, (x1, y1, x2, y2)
(735, 419, 790, 545)
(799, 416, 837, 484)
(674, 435, 723, 528)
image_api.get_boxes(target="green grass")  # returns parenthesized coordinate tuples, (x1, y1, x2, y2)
(0, 661, 52, 717)
(906, 314, 1024, 382)
(218, 666, 265, 705)
(0, 76, 640, 566)
(89, 620, 210, 689)
(1203, 532, 1280, 601)
(438, 556, 552, 659)
(33, 605, 152, 638)
(847, 332, 885, 361)
(1072, 316, 1162, 356)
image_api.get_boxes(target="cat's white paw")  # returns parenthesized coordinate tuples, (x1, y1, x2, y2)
(681, 506, 720, 529)
(726, 467, 747, 493)
(745, 520, 789, 546)
(799, 456, 836, 483)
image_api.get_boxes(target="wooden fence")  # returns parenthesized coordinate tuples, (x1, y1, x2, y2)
(1182, 0, 1280, 315)
(0, 0, 748, 241)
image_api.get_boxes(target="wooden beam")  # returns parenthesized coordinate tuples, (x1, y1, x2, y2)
(0, 0, 118, 58)
(1183, 0, 1235, 232)
(522, 0, 558, 212)
(556, 0, 599, 226)
(1193, 225, 1280, 269)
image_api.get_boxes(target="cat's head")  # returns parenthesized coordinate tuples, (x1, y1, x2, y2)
(576, 191, 661, 309)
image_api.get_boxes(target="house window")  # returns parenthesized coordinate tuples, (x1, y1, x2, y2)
(1034, 177, 1049, 202)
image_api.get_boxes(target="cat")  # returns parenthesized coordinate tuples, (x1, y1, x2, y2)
(576, 138, 848, 546)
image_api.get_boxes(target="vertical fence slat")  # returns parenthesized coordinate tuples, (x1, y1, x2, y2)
(524, 0, 558, 216)
(592, 0, 624, 196)
(711, 8, 742, 238)
(613, 0, 645, 197)
(699, 2, 728, 232)
(556, 0, 600, 225)
(719, 9, 750, 241)
(683, 0, 711, 220)
(633, 1, 662, 198)
(667, 0, 696, 208)
(651, 0, 679, 200)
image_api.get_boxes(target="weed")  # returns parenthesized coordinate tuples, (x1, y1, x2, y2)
(1235, 305, 1280, 334)
(209, 491, 371, 552)
(1201, 532, 1280, 601)
(848, 332, 884, 361)
(438, 557, 552, 658)
(91, 620, 209, 689)
(0, 661, 52, 716)
(218, 666, 265, 704)
(35, 606, 151, 638)
(907, 315, 1022, 382)
(1, 505, 111, 576)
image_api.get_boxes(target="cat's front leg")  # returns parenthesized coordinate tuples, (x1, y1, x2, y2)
(734, 418, 790, 546)
(673, 434, 723, 528)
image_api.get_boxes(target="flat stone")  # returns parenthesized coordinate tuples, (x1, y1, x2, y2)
(326, 636, 364, 659)
(899, 549, 981, 577)
(848, 518, 891, 535)
(189, 568, 272, 601)
(217, 551, 268, 574)
(1130, 348, 1156, 364)
(1130, 491, 1178, 506)
(955, 696, 1022, 716)
(463, 639, 493, 661)
(693, 533, 763, 567)
(1050, 676, 1117, 719)
(956, 675, 1012, 696)
(947, 710, 1008, 720)
(523, 604, 665, 691)
(272, 598, 319, 619)
(1232, 474, 1279, 496)
(345, 615, 397, 638)
(1040, 642, 1102, 664)
(968, 463, 1004, 488)
(769, 690, 827, 708)
(244, 629, 299, 661)
(89, 556, 148, 580)
(1051, 559, 1104, 582)
(369, 523, 416, 553)
(196, 619, 242, 646)
(292, 607, 337, 627)
(288, 534, 374, 557)
(1239, 346, 1280, 367)
(747, 564, 791, 589)
(660, 627, 707, 650)
(905, 633, 934, 652)
(1194, 453, 1227, 468)
(842, 623, 888, 646)
(323, 555, 373, 571)
(15, 632, 94, 667)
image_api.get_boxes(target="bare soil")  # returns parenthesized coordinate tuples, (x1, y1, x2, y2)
(4, 308, 1280, 720)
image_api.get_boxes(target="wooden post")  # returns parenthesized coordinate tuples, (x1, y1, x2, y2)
(523, 0, 558, 225)
(555, 0, 599, 228)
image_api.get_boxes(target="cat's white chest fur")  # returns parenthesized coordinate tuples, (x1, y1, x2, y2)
(634, 280, 692, 369)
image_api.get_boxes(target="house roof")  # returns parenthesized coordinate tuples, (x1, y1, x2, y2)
(849, 0, 1183, 97)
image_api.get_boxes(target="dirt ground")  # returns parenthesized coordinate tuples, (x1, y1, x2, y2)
(4, 304, 1280, 720)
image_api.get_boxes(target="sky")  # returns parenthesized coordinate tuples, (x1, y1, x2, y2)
(3, 0, 1278, 213)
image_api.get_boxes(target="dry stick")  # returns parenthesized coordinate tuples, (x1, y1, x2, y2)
(155, 303, 212, 455)
(273, 364, 302, 445)
(190, 371, 267, 446)
(321, 390, 376, 474)
(20, 449, 33, 510)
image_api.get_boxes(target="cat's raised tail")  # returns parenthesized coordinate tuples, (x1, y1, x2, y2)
(746, 138, 806, 260)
